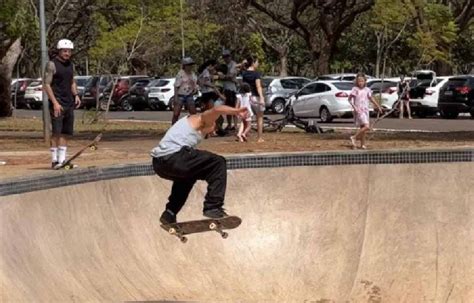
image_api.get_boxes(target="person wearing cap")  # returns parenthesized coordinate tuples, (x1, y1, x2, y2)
(221, 50, 239, 131)
(43, 39, 81, 169)
(172, 57, 198, 125)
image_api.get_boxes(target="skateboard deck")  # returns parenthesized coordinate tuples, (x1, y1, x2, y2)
(54, 133, 102, 170)
(160, 216, 242, 243)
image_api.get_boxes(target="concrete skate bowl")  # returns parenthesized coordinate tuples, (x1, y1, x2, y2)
(1, 149, 473, 302)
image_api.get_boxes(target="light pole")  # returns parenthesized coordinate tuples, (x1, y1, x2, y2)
(39, 0, 50, 143)
(180, 0, 185, 58)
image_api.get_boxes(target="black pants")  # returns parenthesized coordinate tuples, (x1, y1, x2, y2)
(152, 147, 227, 215)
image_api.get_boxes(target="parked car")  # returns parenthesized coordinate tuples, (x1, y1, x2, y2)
(99, 75, 150, 111)
(128, 78, 157, 110)
(317, 73, 374, 82)
(290, 81, 368, 122)
(368, 80, 399, 110)
(74, 76, 92, 98)
(82, 75, 114, 109)
(24, 81, 43, 109)
(262, 76, 311, 113)
(10, 78, 37, 108)
(409, 77, 450, 117)
(438, 75, 474, 119)
(147, 78, 176, 111)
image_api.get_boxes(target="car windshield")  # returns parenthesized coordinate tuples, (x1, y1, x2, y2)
(446, 78, 469, 86)
(332, 82, 354, 90)
(75, 78, 90, 87)
(153, 79, 170, 87)
(262, 78, 274, 88)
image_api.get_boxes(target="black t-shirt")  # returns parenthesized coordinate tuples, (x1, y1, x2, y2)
(241, 70, 262, 96)
(51, 58, 74, 107)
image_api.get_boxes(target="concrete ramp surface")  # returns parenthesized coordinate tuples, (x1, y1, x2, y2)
(1, 163, 473, 302)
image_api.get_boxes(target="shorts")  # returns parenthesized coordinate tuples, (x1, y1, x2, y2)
(250, 95, 265, 114)
(201, 92, 218, 105)
(354, 111, 370, 127)
(175, 95, 195, 109)
(224, 90, 237, 107)
(51, 105, 74, 135)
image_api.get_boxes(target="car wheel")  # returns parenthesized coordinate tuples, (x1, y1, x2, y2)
(319, 107, 333, 123)
(440, 109, 459, 119)
(415, 110, 427, 118)
(121, 98, 133, 111)
(271, 98, 286, 114)
(168, 97, 174, 111)
(99, 98, 109, 111)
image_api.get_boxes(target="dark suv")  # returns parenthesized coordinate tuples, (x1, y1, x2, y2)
(82, 75, 114, 109)
(438, 76, 474, 119)
(99, 75, 150, 111)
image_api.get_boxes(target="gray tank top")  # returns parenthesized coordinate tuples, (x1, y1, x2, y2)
(150, 116, 202, 158)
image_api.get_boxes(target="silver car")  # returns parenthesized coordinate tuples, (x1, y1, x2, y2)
(263, 77, 311, 113)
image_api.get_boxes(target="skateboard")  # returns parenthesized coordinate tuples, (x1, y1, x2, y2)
(54, 133, 102, 170)
(160, 216, 242, 243)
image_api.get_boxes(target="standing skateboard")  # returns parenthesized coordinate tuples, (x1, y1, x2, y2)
(160, 216, 242, 243)
(54, 133, 102, 170)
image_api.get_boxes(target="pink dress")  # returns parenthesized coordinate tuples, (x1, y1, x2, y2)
(349, 86, 372, 126)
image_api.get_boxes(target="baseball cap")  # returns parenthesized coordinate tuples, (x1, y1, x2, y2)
(222, 49, 231, 57)
(181, 57, 195, 65)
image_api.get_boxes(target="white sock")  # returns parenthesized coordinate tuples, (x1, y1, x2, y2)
(50, 147, 58, 163)
(58, 146, 67, 163)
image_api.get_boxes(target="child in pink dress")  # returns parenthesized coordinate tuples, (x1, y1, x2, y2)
(348, 73, 383, 149)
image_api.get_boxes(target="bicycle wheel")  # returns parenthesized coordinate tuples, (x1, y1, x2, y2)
(252, 117, 284, 132)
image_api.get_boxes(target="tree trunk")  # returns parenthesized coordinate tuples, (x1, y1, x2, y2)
(317, 41, 331, 75)
(278, 50, 288, 77)
(0, 38, 22, 117)
(375, 32, 383, 78)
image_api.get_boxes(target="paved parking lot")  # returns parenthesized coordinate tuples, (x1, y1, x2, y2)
(12, 109, 474, 132)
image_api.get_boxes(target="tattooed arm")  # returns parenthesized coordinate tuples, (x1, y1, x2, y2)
(43, 61, 63, 117)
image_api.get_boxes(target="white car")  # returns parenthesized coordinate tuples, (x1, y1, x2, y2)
(367, 80, 399, 110)
(290, 81, 363, 122)
(24, 81, 43, 109)
(148, 78, 175, 110)
(409, 77, 450, 117)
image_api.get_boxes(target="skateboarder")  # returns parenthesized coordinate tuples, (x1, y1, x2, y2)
(151, 105, 248, 225)
(43, 39, 81, 168)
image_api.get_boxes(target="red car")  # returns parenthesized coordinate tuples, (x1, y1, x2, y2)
(99, 75, 150, 111)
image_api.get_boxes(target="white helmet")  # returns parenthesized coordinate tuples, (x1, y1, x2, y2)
(57, 39, 74, 50)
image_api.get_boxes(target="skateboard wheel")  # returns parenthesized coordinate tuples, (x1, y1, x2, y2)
(64, 165, 71, 170)
(209, 222, 217, 230)
(180, 237, 188, 243)
(221, 232, 228, 239)
(168, 228, 176, 235)
(90, 145, 97, 151)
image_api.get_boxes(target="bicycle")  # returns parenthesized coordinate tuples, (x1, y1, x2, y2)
(251, 104, 329, 134)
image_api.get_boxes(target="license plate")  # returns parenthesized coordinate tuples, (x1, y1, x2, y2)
(131, 94, 137, 98)
(157, 94, 165, 100)
(444, 91, 453, 95)
(411, 102, 421, 107)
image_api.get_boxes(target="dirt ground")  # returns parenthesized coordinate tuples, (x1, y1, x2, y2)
(1, 117, 473, 179)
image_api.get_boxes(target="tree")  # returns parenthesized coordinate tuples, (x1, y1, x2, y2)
(247, 0, 375, 75)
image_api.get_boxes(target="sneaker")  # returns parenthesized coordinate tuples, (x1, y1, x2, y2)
(350, 136, 356, 148)
(160, 209, 176, 225)
(203, 208, 229, 219)
(52, 161, 59, 169)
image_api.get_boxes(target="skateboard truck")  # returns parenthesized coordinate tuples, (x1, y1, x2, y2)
(168, 227, 188, 243)
(209, 222, 229, 239)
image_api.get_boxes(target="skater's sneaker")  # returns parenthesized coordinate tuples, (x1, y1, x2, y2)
(203, 208, 229, 219)
(160, 209, 176, 225)
(51, 161, 59, 169)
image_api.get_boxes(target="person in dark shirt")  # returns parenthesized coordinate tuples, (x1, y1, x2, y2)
(43, 39, 81, 169)
(241, 56, 265, 143)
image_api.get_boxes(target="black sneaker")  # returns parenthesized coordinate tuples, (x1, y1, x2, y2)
(160, 209, 177, 225)
(203, 208, 229, 219)
(52, 161, 59, 169)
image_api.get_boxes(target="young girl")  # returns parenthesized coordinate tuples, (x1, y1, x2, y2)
(235, 83, 254, 142)
(348, 73, 383, 149)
